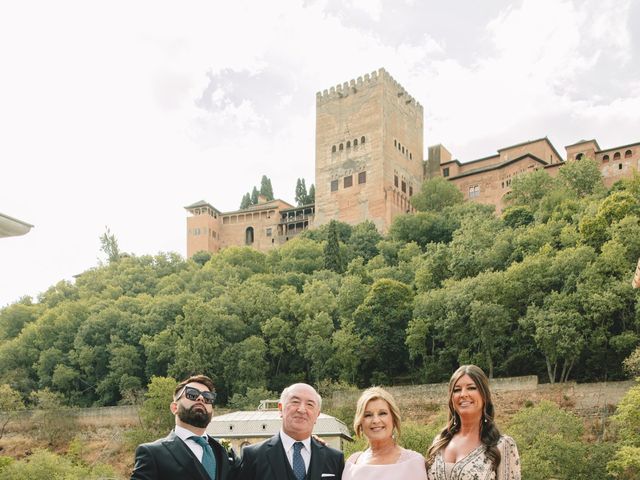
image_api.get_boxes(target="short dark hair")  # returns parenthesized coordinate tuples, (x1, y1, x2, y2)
(174, 375, 215, 400)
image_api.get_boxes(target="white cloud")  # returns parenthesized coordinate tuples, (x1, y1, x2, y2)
(0, 0, 638, 306)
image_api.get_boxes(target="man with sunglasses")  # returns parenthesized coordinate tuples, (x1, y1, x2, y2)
(131, 374, 235, 480)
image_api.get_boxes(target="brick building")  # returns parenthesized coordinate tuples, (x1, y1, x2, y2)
(186, 68, 640, 257)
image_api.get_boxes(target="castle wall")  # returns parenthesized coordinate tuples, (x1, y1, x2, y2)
(595, 143, 640, 187)
(186, 208, 222, 257)
(448, 155, 546, 213)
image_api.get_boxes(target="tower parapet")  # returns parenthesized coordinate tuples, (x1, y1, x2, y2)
(316, 68, 422, 112)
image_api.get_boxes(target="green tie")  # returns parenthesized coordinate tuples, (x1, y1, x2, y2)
(190, 435, 217, 480)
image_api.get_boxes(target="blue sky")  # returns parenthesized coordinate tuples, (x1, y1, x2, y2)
(1, 0, 639, 306)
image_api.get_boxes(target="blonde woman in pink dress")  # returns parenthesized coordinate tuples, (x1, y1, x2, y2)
(343, 387, 427, 480)
(426, 365, 521, 480)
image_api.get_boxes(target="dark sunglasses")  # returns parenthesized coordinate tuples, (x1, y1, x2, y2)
(176, 386, 217, 404)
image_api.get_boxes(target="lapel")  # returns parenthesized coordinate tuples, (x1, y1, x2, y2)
(308, 437, 327, 480)
(265, 433, 290, 480)
(161, 431, 208, 480)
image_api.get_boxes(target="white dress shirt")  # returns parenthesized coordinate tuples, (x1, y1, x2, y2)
(280, 429, 311, 473)
(175, 425, 209, 463)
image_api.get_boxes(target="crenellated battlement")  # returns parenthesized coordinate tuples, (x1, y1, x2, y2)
(316, 67, 422, 110)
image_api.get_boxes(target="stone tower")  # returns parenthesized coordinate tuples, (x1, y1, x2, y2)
(313, 68, 424, 232)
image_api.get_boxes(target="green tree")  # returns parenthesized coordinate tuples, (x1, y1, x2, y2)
(139, 376, 176, 434)
(506, 169, 558, 210)
(508, 400, 604, 480)
(240, 192, 251, 209)
(0, 449, 116, 480)
(523, 292, 585, 383)
(250, 186, 259, 205)
(308, 184, 315, 204)
(353, 279, 413, 383)
(0, 384, 25, 439)
(411, 177, 463, 212)
(0, 299, 38, 341)
(260, 175, 274, 200)
(611, 383, 640, 447)
(324, 220, 344, 273)
(389, 212, 453, 248)
(229, 386, 278, 409)
(469, 300, 510, 378)
(502, 205, 534, 228)
(99, 226, 121, 263)
(295, 178, 309, 206)
(607, 446, 640, 479)
(222, 336, 268, 396)
(347, 221, 382, 262)
(558, 157, 605, 197)
(624, 347, 640, 377)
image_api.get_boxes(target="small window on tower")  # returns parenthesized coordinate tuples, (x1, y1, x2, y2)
(401, 181, 406, 193)
(358, 171, 366, 184)
(339, 143, 344, 151)
(332, 145, 336, 153)
(354, 138, 358, 147)
(346, 141, 351, 148)
(394, 175, 399, 187)
(344, 175, 353, 188)
(443, 167, 449, 177)
(331, 179, 339, 192)
(361, 136, 366, 144)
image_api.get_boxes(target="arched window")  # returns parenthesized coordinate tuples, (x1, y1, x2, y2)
(625, 150, 632, 158)
(602, 154, 610, 162)
(332, 145, 336, 153)
(339, 143, 344, 151)
(401, 146, 405, 154)
(245, 227, 254, 245)
(614, 152, 621, 160)
(361, 136, 366, 144)
(354, 138, 358, 147)
(409, 153, 412, 160)
(346, 141, 351, 148)
(394, 139, 397, 147)
(576, 153, 583, 160)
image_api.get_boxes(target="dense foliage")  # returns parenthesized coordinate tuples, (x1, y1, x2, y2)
(1, 160, 639, 407)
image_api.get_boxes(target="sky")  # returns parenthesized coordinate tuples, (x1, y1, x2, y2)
(1, 0, 639, 307)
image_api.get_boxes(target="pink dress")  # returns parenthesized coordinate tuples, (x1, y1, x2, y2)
(343, 447, 428, 480)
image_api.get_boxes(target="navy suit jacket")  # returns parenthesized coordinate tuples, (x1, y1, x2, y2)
(236, 433, 344, 480)
(131, 430, 234, 480)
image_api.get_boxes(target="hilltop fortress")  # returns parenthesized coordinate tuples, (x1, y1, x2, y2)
(186, 68, 640, 257)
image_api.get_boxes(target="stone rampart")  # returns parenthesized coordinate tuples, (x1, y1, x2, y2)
(330, 377, 635, 420)
(316, 67, 422, 109)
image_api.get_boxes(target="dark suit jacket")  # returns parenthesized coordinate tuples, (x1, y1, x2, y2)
(236, 433, 344, 480)
(131, 430, 234, 480)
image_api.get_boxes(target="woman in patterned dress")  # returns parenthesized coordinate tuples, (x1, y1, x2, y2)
(426, 365, 521, 480)
(343, 387, 428, 480)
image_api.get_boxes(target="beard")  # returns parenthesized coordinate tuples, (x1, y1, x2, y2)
(177, 402, 212, 428)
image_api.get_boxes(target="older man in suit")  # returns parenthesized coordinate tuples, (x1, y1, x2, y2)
(131, 374, 234, 480)
(236, 382, 344, 480)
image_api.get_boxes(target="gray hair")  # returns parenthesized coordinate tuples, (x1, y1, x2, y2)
(279, 383, 322, 410)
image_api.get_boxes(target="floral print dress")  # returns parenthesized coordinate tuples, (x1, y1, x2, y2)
(427, 435, 521, 480)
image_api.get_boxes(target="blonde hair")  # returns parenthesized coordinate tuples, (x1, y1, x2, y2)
(353, 387, 402, 440)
